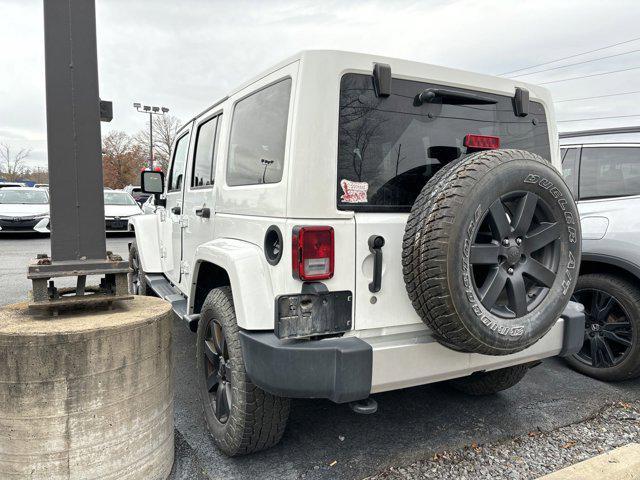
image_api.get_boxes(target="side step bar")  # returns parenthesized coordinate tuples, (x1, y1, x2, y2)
(144, 274, 200, 332)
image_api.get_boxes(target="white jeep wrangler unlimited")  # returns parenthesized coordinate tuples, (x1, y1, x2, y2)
(130, 50, 585, 456)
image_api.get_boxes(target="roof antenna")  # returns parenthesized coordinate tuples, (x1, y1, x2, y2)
(513, 87, 530, 117)
(373, 63, 391, 97)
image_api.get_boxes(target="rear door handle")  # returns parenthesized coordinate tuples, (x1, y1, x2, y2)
(368, 235, 385, 293)
(171, 206, 181, 215)
(195, 207, 210, 218)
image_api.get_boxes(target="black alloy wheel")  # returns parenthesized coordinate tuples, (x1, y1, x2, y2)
(203, 317, 233, 423)
(128, 241, 151, 296)
(129, 253, 142, 294)
(572, 288, 633, 368)
(469, 191, 562, 319)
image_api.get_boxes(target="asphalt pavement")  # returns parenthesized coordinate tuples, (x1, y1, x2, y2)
(1, 235, 639, 480)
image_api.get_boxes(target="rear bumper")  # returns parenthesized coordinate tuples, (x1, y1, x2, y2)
(238, 331, 372, 403)
(239, 301, 585, 403)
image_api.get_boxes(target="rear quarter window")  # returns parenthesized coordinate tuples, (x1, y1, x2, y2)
(337, 73, 551, 211)
(226, 79, 292, 186)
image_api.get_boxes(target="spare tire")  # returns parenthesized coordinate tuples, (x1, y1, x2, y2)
(403, 149, 581, 355)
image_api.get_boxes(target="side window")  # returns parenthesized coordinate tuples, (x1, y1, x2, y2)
(168, 133, 190, 192)
(580, 147, 640, 200)
(226, 78, 292, 186)
(191, 115, 222, 188)
(561, 147, 580, 199)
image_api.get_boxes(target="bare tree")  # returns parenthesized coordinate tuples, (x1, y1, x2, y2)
(0, 142, 31, 181)
(133, 114, 181, 172)
(102, 131, 146, 189)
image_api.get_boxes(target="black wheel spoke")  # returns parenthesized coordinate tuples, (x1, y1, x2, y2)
(488, 200, 512, 239)
(506, 273, 528, 316)
(219, 334, 227, 359)
(525, 222, 561, 253)
(599, 338, 616, 366)
(513, 192, 538, 236)
(602, 321, 631, 332)
(595, 294, 615, 321)
(480, 269, 507, 309)
(589, 337, 599, 367)
(215, 382, 231, 420)
(602, 330, 632, 347)
(206, 372, 219, 393)
(470, 243, 500, 265)
(522, 259, 556, 287)
(204, 340, 219, 367)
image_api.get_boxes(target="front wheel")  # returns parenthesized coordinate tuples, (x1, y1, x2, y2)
(565, 274, 640, 381)
(128, 241, 151, 296)
(196, 287, 290, 456)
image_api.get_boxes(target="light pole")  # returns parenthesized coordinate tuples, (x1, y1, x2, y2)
(133, 103, 169, 170)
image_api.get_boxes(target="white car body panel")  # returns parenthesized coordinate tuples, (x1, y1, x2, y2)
(104, 204, 143, 218)
(192, 239, 274, 330)
(129, 214, 163, 272)
(0, 203, 49, 217)
(366, 319, 565, 393)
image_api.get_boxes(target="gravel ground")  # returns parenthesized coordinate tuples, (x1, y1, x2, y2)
(367, 401, 640, 480)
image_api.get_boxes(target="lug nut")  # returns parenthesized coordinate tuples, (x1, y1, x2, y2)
(502, 238, 510, 246)
(507, 267, 514, 275)
(516, 237, 522, 245)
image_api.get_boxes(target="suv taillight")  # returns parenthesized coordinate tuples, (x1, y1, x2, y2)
(292, 226, 334, 280)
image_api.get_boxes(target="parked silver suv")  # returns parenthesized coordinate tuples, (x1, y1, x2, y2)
(561, 126, 640, 381)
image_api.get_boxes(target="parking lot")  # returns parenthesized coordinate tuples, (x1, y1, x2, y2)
(0, 234, 638, 479)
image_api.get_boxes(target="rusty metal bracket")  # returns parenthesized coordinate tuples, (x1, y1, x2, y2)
(27, 252, 132, 312)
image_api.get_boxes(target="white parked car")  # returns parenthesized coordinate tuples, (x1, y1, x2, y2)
(0, 187, 50, 233)
(103, 190, 142, 232)
(130, 51, 584, 456)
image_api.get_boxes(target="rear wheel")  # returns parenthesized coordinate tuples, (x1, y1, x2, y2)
(449, 365, 529, 395)
(565, 274, 640, 381)
(196, 287, 290, 456)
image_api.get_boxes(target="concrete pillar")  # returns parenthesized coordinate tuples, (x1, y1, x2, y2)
(0, 297, 174, 479)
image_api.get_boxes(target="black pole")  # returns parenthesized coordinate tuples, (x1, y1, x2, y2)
(43, 0, 106, 261)
(149, 112, 154, 169)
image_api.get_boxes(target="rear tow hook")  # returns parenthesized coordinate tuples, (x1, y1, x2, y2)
(349, 397, 378, 415)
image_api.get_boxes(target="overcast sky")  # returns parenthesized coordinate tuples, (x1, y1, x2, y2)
(2, 0, 640, 168)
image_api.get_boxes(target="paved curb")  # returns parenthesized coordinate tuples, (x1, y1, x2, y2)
(538, 443, 640, 480)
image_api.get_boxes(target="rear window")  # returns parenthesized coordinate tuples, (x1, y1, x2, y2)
(337, 73, 551, 211)
(579, 147, 640, 200)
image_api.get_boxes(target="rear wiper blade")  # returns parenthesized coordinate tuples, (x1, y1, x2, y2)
(415, 88, 497, 106)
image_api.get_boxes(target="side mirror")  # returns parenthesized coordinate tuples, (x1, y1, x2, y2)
(141, 170, 164, 194)
(141, 170, 166, 208)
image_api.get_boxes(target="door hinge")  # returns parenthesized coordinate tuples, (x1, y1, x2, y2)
(159, 209, 167, 222)
(160, 244, 167, 259)
(180, 260, 190, 276)
(180, 216, 189, 228)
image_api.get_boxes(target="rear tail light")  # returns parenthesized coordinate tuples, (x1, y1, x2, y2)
(464, 134, 500, 150)
(292, 226, 334, 280)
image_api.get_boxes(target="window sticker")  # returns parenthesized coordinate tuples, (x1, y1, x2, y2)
(340, 179, 368, 203)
